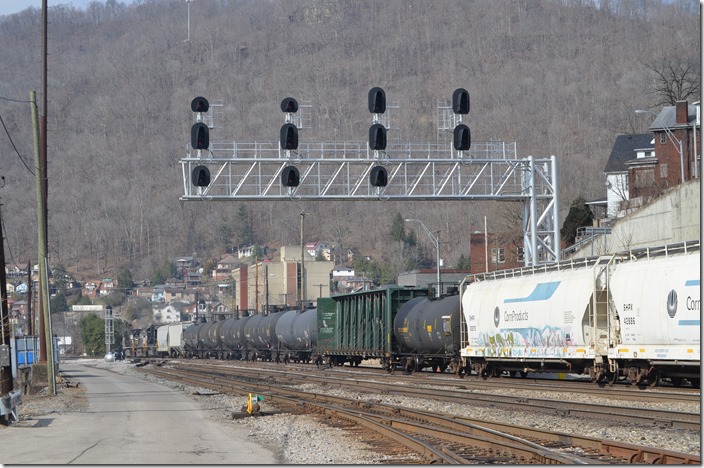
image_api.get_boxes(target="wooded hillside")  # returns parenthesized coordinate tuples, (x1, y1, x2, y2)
(0, 0, 699, 281)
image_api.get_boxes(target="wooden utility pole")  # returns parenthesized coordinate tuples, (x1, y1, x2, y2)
(31, 90, 55, 396)
(26, 261, 32, 335)
(299, 211, 305, 309)
(0, 204, 13, 397)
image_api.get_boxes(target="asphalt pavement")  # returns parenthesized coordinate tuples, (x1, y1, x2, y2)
(1, 361, 280, 464)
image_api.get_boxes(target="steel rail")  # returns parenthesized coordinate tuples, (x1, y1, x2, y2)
(140, 364, 700, 464)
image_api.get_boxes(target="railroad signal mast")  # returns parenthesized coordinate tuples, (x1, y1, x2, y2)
(180, 89, 560, 266)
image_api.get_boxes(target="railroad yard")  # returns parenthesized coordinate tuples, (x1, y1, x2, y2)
(16, 357, 700, 464)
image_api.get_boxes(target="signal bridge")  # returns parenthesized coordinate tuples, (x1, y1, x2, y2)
(179, 141, 559, 266)
(181, 92, 560, 266)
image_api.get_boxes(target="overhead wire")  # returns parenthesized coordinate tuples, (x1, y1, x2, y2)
(0, 95, 37, 176)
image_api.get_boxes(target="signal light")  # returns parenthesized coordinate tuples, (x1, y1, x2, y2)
(191, 122, 209, 150)
(368, 87, 386, 114)
(280, 97, 299, 152)
(280, 97, 299, 113)
(452, 88, 470, 114)
(369, 123, 387, 151)
(453, 124, 471, 151)
(191, 165, 211, 187)
(191, 96, 209, 113)
(280, 123, 299, 150)
(451, 88, 471, 153)
(369, 165, 388, 187)
(281, 166, 300, 187)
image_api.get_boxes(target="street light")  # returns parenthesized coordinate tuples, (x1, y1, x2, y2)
(635, 109, 685, 184)
(405, 219, 441, 297)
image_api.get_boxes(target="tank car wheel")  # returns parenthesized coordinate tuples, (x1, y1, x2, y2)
(508, 371, 516, 378)
(642, 369, 660, 388)
(520, 371, 528, 378)
(689, 378, 700, 389)
(606, 370, 619, 385)
(669, 377, 683, 387)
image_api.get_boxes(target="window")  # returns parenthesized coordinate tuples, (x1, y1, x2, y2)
(659, 163, 668, 178)
(491, 248, 506, 264)
(517, 247, 525, 262)
(659, 133, 666, 145)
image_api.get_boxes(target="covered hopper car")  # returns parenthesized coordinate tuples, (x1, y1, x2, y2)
(460, 241, 700, 387)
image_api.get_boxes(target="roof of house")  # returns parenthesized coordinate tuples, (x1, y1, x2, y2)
(218, 255, 239, 265)
(604, 133, 653, 173)
(649, 103, 699, 130)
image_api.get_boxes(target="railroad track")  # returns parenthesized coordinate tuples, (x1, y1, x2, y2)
(283, 361, 701, 404)
(177, 360, 700, 430)
(138, 361, 700, 464)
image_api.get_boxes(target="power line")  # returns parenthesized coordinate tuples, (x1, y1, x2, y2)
(0, 108, 35, 176)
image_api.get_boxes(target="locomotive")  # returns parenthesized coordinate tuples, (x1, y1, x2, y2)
(121, 325, 158, 358)
(461, 241, 700, 387)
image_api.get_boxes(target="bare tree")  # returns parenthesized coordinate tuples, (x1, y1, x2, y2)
(645, 59, 701, 107)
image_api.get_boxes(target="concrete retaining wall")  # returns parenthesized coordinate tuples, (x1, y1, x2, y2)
(569, 178, 700, 258)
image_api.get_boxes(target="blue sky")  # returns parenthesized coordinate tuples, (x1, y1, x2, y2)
(0, 0, 135, 16)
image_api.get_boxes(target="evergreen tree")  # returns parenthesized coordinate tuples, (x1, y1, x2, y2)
(151, 259, 176, 285)
(50, 292, 68, 313)
(79, 314, 105, 356)
(456, 253, 471, 270)
(389, 213, 407, 242)
(117, 268, 134, 293)
(236, 204, 252, 245)
(560, 196, 594, 245)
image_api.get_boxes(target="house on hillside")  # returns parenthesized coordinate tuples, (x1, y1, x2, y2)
(83, 281, 99, 298)
(305, 241, 333, 259)
(237, 245, 268, 259)
(151, 286, 165, 302)
(468, 231, 525, 273)
(212, 255, 239, 279)
(152, 303, 183, 324)
(604, 133, 654, 219)
(631, 100, 700, 199)
(163, 288, 198, 303)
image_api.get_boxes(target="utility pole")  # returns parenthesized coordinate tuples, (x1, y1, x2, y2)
(254, 258, 259, 313)
(314, 283, 326, 300)
(26, 261, 32, 335)
(31, 90, 55, 396)
(0, 200, 13, 398)
(299, 211, 306, 310)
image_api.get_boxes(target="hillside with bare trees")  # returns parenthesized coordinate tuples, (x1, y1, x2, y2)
(0, 0, 699, 282)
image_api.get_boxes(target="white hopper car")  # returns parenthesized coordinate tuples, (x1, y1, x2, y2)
(460, 241, 700, 387)
(156, 322, 191, 358)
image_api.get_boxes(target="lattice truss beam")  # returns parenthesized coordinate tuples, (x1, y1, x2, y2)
(179, 142, 560, 265)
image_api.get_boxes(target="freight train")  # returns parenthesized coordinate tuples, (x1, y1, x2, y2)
(136, 241, 699, 387)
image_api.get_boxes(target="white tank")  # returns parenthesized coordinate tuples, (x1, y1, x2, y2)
(156, 325, 170, 353)
(461, 264, 597, 360)
(608, 249, 700, 361)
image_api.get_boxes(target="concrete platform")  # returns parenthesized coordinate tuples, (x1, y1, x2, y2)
(1, 361, 280, 464)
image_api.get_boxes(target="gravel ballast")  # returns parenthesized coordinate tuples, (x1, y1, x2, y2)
(12, 359, 700, 464)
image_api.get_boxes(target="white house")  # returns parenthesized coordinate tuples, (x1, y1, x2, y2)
(152, 304, 182, 324)
(604, 134, 653, 219)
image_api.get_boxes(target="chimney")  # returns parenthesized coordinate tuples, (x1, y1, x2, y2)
(675, 100, 688, 125)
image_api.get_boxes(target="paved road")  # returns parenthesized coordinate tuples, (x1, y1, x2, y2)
(1, 361, 280, 464)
